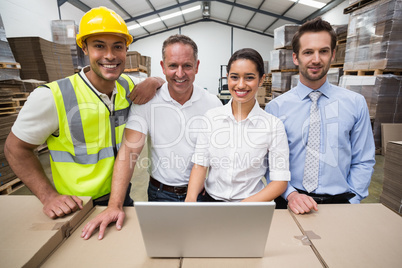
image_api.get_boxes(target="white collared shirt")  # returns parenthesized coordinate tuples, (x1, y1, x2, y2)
(125, 83, 222, 186)
(192, 99, 290, 202)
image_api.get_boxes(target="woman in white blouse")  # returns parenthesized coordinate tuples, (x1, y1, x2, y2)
(185, 48, 291, 202)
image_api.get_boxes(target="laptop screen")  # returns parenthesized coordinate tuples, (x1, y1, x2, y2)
(135, 202, 275, 258)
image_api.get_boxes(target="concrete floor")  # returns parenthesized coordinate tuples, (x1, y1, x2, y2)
(12, 147, 385, 204)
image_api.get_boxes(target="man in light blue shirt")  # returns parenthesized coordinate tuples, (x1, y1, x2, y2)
(265, 17, 375, 214)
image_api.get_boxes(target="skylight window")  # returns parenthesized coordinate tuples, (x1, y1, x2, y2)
(127, 5, 201, 30)
(290, 0, 326, 9)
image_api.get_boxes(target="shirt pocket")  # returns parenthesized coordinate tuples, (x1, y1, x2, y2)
(325, 121, 352, 149)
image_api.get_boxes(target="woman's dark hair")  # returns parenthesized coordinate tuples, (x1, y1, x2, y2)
(227, 48, 265, 78)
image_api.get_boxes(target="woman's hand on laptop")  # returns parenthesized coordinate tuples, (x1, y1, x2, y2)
(81, 206, 125, 240)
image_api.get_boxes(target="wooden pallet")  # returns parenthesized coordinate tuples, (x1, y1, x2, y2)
(274, 46, 293, 50)
(344, 69, 402, 76)
(0, 178, 24, 195)
(12, 98, 27, 107)
(0, 62, 21, 69)
(0, 101, 18, 115)
(124, 64, 148, 74)
(271, 69, 298, 73)
(12, 92, 29, 98)
(336, 39, 347, 45)
(343, 0, 379, 14)
(330, 63, 344, 68)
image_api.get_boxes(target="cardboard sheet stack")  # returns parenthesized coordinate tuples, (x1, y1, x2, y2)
(7, 37, 75, 82)
(125, 51, 141, 70)
(381, 141, 402, 215)
(339, 74, 402, 151)
(270, 24, 299, 99)
(124, 51, 151, 78)
(0, 14, 20, 82)
(256, 75, 272, 107)
(270, 49, 297, 71)
(331, 24, 348, 67)
(51, 20, 89, 70)
(0, 114, 18, 188)
(344, 0, 402, 71)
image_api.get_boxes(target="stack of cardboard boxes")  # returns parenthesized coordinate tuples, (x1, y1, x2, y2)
(256, 73, 272, 108)
(124, 51, 151, 78)
(0, 14, 48, 194)
(270, 25, 299, 99)
(381, 141, 402, 215)
(8, 37, 75, 82)
(340, 0, 402, 153)
(0, 14, 20, 82)
(51, 20, 89, 70)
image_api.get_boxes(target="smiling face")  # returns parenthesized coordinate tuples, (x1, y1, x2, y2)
(160, 42, 199, 104)
(227, 59, 263, 106)
(82, 34, 127, 92)
(293, 31, 335, 90)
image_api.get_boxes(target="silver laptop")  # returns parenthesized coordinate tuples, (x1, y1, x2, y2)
(134, 202, 275, 258)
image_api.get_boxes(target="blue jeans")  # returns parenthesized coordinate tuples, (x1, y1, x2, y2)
(147, 181, 204, 202)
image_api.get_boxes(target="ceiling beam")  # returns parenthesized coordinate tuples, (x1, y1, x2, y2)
(58, 0, 91, 12)
(214, 0, 301, 24)
(110, 0, 132, 18)
(302, 0, 346, 22)
(245, 0, 266, 28)
(125, 0, 302, 25)
(125, 0, 199, 23)
(210, 18, 274, 38)
(133, 18, 273, 43)
(263, 0, 298, 33)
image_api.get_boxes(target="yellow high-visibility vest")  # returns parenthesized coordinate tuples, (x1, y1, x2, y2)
(46, 73, 134, 199)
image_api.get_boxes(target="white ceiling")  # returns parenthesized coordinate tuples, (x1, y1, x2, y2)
(59, 0, 346, 42)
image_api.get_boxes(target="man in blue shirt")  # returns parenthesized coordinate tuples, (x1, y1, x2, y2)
(265, 17, 375, 214)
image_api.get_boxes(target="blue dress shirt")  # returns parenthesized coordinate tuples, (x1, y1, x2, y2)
(265, 80, 375, 203)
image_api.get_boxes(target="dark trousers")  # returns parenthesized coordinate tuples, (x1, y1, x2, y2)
(147, 178, 205, 202)
(275, 188, 355, 209)
(92, 182, 134, 207)
(199, 191, 224, 202)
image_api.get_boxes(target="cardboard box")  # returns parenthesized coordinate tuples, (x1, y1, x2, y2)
(0, 196, 93, 267)
(42, 207, 181, 267)
(381, 141, 402, 214)
(274, 24, 300, 49)
(293, 204, 402, 267)
(270, 49, 297, 70)
(182, 210, 322, 267)
(381, 124, 402, 155)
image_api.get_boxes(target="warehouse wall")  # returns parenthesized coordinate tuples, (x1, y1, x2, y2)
(322, 0, 350, 25)
(0, 0, 59, 41)
(131, 22, 274, 94)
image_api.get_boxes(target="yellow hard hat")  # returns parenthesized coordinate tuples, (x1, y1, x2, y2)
(76, 6, 133, 48)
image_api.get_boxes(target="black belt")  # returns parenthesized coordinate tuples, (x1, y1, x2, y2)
(295, 188, 355, 204)
(150, 176, 188, 195)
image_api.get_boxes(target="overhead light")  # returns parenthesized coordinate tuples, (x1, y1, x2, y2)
(127, 5, 201, 30)
(290, 0, 326, 9)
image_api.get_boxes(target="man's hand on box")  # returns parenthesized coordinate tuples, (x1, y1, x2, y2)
(287, 191, 318, 215)
(43, 193, 83, 219)
(81, 206, 125, 240)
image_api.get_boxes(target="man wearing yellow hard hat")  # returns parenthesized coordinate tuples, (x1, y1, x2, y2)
(5, 6, 164, 219)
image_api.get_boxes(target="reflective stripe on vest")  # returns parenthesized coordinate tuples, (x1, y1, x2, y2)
(49, 76, 131, 164)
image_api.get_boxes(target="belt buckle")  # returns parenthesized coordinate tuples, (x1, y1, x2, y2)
(173, 186, 187, 195)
